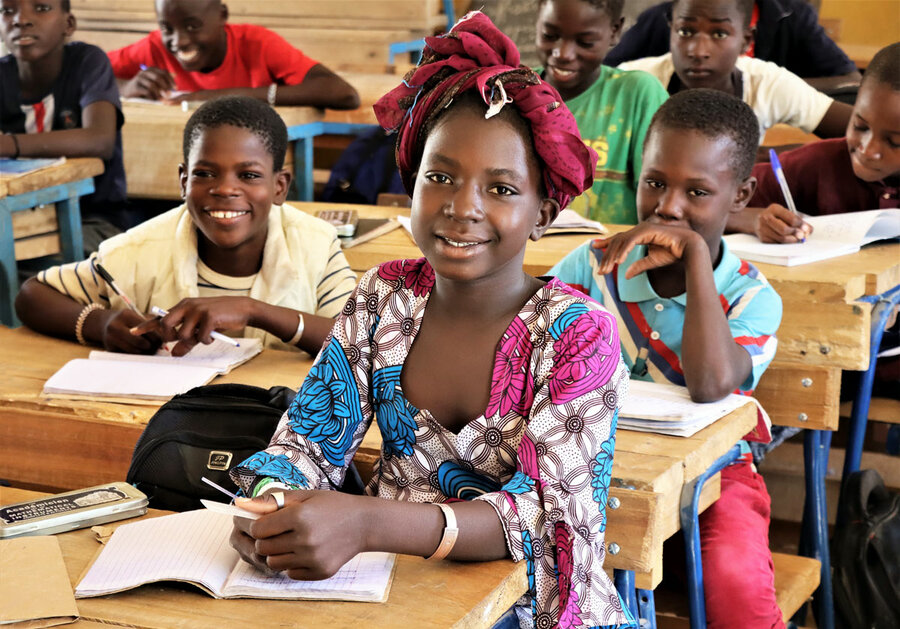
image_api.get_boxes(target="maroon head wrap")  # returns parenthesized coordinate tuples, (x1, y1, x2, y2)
(373, 11, 597, 210)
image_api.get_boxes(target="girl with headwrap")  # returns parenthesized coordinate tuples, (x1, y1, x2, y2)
(229, 12, 634, 629)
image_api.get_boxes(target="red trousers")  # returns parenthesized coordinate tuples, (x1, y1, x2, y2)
(699, 461, 785, 629)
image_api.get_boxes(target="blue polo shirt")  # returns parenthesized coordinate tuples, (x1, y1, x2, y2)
(550, 240, 782, 393)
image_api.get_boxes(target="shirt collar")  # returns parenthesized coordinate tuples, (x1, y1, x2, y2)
(616, 239, 740, 306)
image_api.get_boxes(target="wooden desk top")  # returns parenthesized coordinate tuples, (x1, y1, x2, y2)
(0, 158, 104, 198)
(0, 325, 313, 425)
(0, 487, 525, 629)
(120, 102, 322, 199)
(325, 72, 404, 126)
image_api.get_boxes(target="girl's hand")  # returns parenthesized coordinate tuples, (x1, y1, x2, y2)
(128, 296, 256, 356)
(591, 223, 705, 279)
(231, 491, 371, 580)
(88, 309, 162, 353)
(121, 67, 176, 100)
(755, 204, 813, 243)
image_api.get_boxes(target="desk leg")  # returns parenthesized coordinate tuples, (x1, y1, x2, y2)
(613, 569, 638, 622)
(797, 429, 834, 629)
(56, 195, 84, 262)
(843, 285, 900, 480)
(294, 137, 314, 202)
(0, 207, 19, 326)
(680, 443, 742, 629)
(637, 588, 656, 629)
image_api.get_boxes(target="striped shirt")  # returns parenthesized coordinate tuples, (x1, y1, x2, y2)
(36, 203, 358, 350)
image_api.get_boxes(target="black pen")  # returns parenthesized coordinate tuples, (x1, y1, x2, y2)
(94, 262, 144, 317)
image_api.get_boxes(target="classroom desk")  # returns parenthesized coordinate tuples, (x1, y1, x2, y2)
(0, 158, 104, 326)
(0, 486, 526, 629)
(0, 324, 759, 593)
(120, 102, 322, 200)
(0, 325, 312, 492)
(326, 72, 406, 126)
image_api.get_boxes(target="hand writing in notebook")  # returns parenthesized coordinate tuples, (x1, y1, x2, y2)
(130, 296, 253, 357)
(231, 491, 371, 580)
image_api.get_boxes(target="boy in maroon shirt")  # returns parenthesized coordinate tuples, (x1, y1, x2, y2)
(731, 42, 899, 243)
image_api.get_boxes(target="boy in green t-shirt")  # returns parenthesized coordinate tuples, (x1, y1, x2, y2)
(536, 0, 668, 224)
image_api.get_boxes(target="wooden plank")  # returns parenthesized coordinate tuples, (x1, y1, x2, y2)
(0, 158, 104, 197)
(602, 488, 661, 574)
(11, 204, 57, 238)
(773, 298, 870, 369)
(0, 487, 525, 629)
(14, 232, 61, 261)
(839, 397, 900, 424)
(773, 553, 820, 622)
(755, 363, 841, 430)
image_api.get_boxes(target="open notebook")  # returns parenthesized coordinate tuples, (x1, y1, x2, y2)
(724, 209, 900, 266)
(619, 380, 765, 438)
(397, 209, 606, 242)
(42, 338, 262, 402)
(75, 509, 395, 602)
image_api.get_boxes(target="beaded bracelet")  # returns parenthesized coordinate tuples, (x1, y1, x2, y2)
(74, 303, 104, 346)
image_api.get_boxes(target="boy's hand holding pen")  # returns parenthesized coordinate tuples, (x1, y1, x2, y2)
(130, 297, 247, 357)
(91, 263, 162, 354)
(757, 149, 813, 244)
(122, 64, 177, 101)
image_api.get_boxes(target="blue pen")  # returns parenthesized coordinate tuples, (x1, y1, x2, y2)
(139, 64, 148, 71)
(150, 306, 240, 347)
(768, 149, 804, 242)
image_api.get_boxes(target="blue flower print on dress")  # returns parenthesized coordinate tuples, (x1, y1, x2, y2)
(372, 365, 419, 458)
(436, 460, 501, 500)
(522, 529, 537, 611)
(590, 412, 618, 531)
(549, 302, 590, 340)
(238, 452, 310, 488)
(501, 470, 536, 495)
(288, 341, 364, 467)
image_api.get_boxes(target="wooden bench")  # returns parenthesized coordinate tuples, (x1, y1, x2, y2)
(71, 0, 454, 72)
(653, 552, 821, 628)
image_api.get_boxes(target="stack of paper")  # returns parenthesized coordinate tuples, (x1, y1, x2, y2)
(75, 509, 396, 602)
(619, 380, 759, 437)
(42, 338, 262, 402)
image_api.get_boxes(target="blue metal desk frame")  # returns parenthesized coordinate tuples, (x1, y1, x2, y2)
(0, 177, 93, 326)
(388, 0, 456, 64)
(286, 122, 379, 202)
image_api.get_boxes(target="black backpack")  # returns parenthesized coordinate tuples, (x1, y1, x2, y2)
(126, 384, 294, 512)
(832, 469, 900, 629)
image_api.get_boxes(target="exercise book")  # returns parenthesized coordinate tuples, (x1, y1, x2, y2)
(75, 509, 395, 603)
(724, 209, 900, 266)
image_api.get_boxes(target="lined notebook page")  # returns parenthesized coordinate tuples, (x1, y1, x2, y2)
(43, 358, 219, 400)
(76, 510, 236, 597)
(76, 509, 396, 602)
(89, 337, 262, 375)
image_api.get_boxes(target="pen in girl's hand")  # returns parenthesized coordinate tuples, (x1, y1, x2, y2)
(150, 305, 241, 347)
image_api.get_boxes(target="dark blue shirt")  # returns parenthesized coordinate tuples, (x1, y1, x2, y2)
(605, 0, 858, 78)
(1, 42, 127, 220)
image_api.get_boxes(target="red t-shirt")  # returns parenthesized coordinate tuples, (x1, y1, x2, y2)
(107, 23, 318, 92)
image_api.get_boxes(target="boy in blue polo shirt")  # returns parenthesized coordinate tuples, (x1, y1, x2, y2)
(551, 89, 784, 627)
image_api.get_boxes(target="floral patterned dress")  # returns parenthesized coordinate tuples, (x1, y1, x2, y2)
(232, 259, 634, 629)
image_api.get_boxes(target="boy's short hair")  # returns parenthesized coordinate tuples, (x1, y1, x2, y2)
(863, 42, 900, 91)
(182, 97, 288, 171)
(672, 0, 754, 28)
(647, 88, 759, 179)
(538, 0, 624, 21)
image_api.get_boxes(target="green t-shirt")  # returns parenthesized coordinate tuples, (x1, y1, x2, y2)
(560, 65, 668, 225)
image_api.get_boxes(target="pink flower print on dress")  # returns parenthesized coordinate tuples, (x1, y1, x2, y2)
(486, 317, 535, 418)
(376, 258, 434, 296)
(555, 521, 584, 628)
(549, 310, 619, 404)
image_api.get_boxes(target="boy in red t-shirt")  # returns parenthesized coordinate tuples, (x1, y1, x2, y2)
(108, 0, 359, 109)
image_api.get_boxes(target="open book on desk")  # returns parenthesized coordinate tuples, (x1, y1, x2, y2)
(724, 209, 900, 267)
(619, 380, 765, 438)
(75, 509, 396, 603)
(544, 209, 607, 236)
(42, 337, 262, 402)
